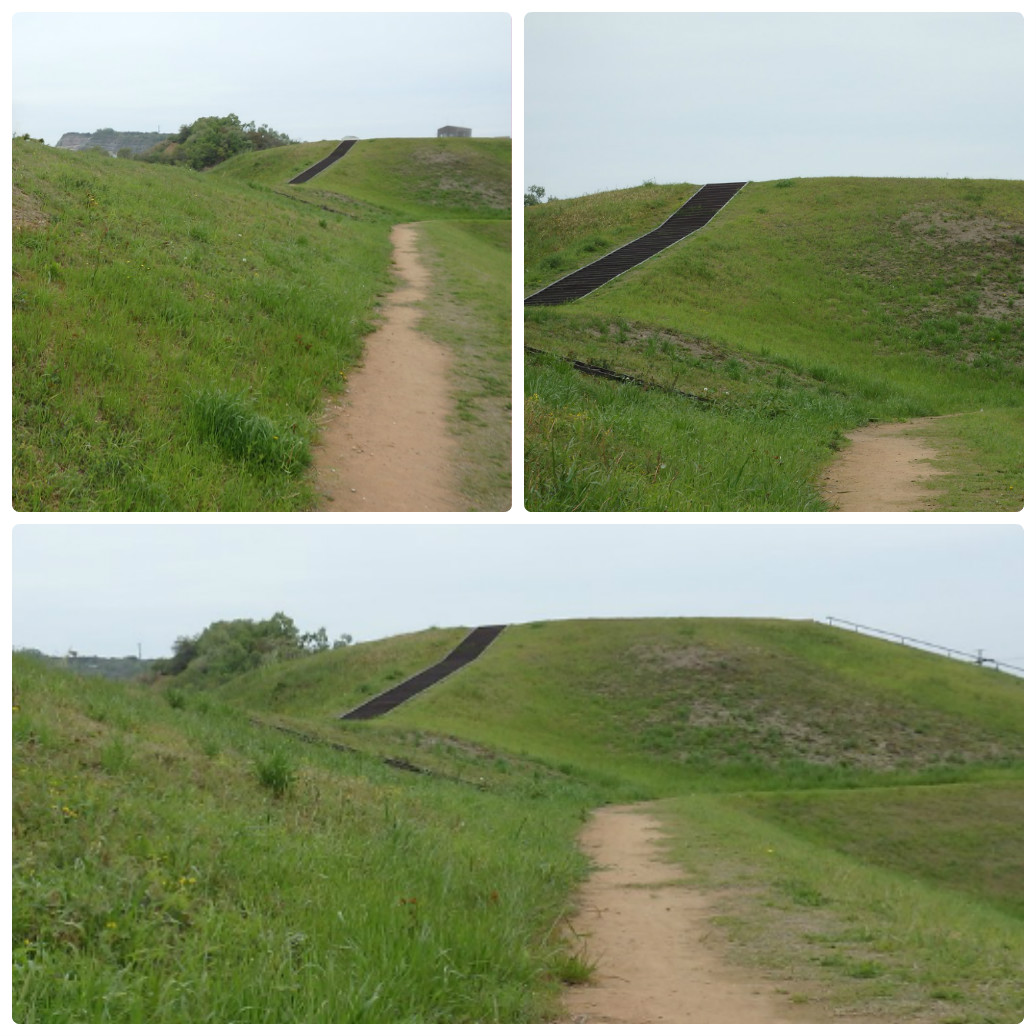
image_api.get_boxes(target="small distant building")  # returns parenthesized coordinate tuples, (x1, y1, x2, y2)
(437, 125, 471, 138)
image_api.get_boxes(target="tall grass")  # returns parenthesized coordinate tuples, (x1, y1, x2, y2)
(12, 654, 594, 1023)
(188, 388, 309, 474)
(526, 353, 846, 511)
(13, 140, 387, 509)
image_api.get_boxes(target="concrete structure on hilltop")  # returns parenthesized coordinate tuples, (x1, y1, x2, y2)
(437, 125, 471, 138)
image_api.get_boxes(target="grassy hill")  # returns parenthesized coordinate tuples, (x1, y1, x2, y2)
(13, 136, 510, 510)
(215, 137, 511, 221)
(13, 618, 1022, 1022)
(525, 177, 1023, 511)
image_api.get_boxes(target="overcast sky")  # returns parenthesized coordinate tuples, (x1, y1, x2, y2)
(526, 12, 1023, 199)
(11, 524, 1023, 672)
(12, 12, 511, 146)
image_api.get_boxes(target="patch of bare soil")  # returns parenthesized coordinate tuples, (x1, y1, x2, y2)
(562, 806, 818, 1024)
(310, 223, 463, 512)
(821, 417, 951, 512)
(13, 187, 48, 230)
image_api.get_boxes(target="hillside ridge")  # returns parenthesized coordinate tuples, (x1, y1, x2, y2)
(12, 613, 1023, 1022)
(13, 134, 510, 510)
(525, 176, 1022, 511)
(56, 129, 167, 155)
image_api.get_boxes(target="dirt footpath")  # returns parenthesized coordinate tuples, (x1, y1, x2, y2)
(821, 417, 949, 511)
(310, 223, 463, 512)
(562, 806, 812, 1024)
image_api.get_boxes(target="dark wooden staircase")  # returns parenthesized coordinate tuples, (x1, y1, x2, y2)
(525, 181, 747, 306)
(288, 139, 358, 184)
(340, 625, 507, 720)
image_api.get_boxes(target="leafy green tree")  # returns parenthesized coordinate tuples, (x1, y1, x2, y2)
(156, 612, 341, 687)
(137, 114, 295, 170)
(300, 627, 330, 653)
(180, 114, 251, 170)
(242, 121, 295, 150)
(154, 634, 200, 676)
(524, 185, 546, 206)
(158, 612, 291, 685)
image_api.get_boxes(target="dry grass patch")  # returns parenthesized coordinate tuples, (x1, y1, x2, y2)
(13, 186, 48, 230)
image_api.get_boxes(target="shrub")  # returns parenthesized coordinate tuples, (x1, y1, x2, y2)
(254, 748, 297, 798)
(163, 687, 188, 710)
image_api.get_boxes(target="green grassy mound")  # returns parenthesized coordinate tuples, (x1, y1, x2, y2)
(13, 136, 510, 510)
(385, 618, 1022, 793)
(216, 137, 511, 221)
(13, 651, 594, 1023)
(14, 617, 1022, 1021)
(525, 177, 1022, 511)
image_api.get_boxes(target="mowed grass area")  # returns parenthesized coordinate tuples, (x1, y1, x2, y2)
(525, 177, 1023, 511)
(657, 786, 1021, 1023)
(413, 220, 512, 510)
(13, 136, 510, 510)
(14, 618, 1022, 1021)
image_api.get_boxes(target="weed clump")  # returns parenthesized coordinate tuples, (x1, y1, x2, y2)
(162, 687, 187, 710)
(189, 388, 309, 474)
(254, 748, 297, 797)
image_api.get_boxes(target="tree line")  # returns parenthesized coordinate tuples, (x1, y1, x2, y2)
(133, 113, 296, 171)
(155, 612, 351, 685)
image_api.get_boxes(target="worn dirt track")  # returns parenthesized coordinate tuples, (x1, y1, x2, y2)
(821, 417, 949, 512)
(562, 806, 815, 1024)
(310, 223, 462, 512)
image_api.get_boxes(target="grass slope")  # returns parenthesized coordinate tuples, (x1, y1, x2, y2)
(13, 136, 510, 510)
(525, 177, 1023, 511)
(392, 618, 1022, 794)
(215, 137, 511, 222)
(415, 220, 512, 510)
(14, 618, 1022, 1022)
(13, 651, 595, 1023)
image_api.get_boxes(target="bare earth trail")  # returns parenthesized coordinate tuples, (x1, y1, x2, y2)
(562, 806, 818, 1024)
(820, 417, 951, 512)
(310, 223, 463, 512)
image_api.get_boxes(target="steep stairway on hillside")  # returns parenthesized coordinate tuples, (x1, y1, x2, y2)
(288, 138, 358, 184)
(340, 625, 507, 720)
(524, 181, 747, 306)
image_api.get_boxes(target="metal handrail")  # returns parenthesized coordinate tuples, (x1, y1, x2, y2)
(821, 616, 1023, 675)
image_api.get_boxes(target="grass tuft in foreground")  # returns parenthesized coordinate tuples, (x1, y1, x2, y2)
(188, 388, 309, 474)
